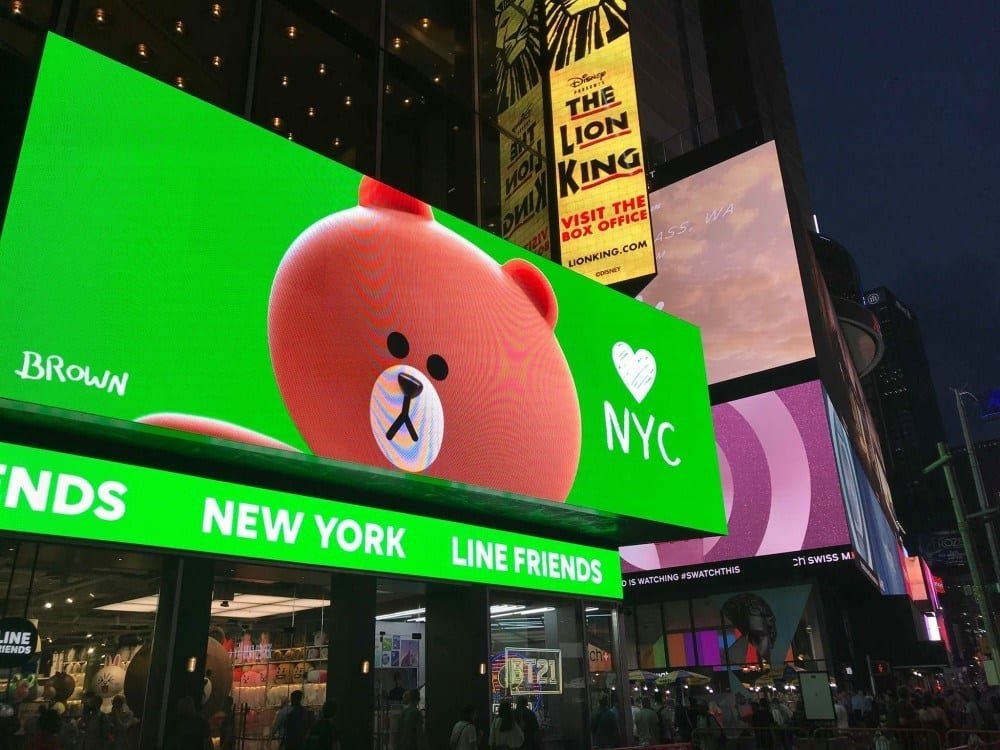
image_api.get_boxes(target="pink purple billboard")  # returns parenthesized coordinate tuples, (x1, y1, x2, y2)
(621, 380, 850, 572)
(638, 141, 814, 384)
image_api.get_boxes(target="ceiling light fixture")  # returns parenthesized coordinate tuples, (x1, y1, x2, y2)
(375, 607, 426, 621)
(491, 606, 554, 618)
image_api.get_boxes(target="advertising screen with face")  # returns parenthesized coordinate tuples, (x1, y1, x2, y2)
(638, 142, 815, 385)
(0, 35, 723, 535)
(826, 393, 905, 596)
(621, 380, 850, 573)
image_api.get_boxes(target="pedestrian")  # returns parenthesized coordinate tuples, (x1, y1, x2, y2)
(513, 695, 539, 749)
(655, 695, 675, 742)
(591, 696, 620, 749)
(174, 695, 212, 750)
(490, 700, 524, 750)
(275, 690, 311, 750)
(219, 696, 236, 750)
(77, 696, 111, 750)
(108, 695, 133, 750)
(751, 697, 776, 750)
(449, 704, 478, 750)
(397, 690, 424, 750)
(633, 697, 660, 746)
(303, 700, 340, 750)
(26, 708, 62, 750)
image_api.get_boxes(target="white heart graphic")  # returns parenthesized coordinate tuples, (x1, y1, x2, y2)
(612, 342, 656, 403)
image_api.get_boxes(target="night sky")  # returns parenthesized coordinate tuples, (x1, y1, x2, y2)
(771, 1, 1000, 445)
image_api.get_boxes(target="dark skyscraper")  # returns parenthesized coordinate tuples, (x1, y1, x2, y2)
(862, 286, 948, 536)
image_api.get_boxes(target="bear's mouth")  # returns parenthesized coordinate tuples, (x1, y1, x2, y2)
(370, 365, 444, 473)
(385, 372, 423, 441)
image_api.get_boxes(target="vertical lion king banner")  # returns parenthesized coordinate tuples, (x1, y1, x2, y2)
(496, 0, 551, 258)
(545, 0, 655, 285)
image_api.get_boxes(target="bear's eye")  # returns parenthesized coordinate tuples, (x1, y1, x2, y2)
(427, 354, 448, 381)
(387, 332, 409, 359)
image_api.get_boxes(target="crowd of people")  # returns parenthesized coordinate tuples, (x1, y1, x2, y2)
(585, 682, 1000, 748)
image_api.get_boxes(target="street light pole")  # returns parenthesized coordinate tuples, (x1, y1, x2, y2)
(925, 442, 1000, 672)
(954, 388, 1000, 586)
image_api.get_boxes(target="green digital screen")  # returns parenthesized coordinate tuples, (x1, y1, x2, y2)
(0, 440, 622, 598)
(0, 35, 724, 536)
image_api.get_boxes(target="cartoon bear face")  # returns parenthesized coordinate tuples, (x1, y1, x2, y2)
(269, 178, 582, 501)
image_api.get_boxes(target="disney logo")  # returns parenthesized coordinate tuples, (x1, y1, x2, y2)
(569, 71, 606, 88)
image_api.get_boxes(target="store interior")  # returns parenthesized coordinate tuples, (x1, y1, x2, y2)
(1, 538, 618, 748)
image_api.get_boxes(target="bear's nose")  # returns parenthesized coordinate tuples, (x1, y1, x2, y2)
(397, 372, 424, 398)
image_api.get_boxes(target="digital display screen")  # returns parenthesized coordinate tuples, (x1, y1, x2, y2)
(0, 440, 623, 598)
(621, 380, 851, 576)
(826, 392, 905, 596)
(0, 35, 723, 534)
(640, 142, 815, 384)
(545, 0, 656, 284)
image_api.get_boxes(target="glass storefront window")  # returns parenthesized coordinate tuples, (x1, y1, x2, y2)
(386, 0, 473, 105)
(635, 603, 665, 669)
(254, 0, 377, 173)
(0, 538, 162, 745)
(70, 0, 254, 113)
(489, 594, 590, 750)
(210, 562, 332, 746)
(374, 578, 427, 749)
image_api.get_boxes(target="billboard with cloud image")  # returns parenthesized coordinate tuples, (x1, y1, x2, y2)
(622, 380, 850, 574)
(639, 141, 814, 384)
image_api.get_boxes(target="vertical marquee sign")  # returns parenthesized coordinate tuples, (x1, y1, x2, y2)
(545, 0, 655, 285)
(496, 0, 551, 258)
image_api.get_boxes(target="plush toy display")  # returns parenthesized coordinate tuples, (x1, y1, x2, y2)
(306, 631, 328, 661)
(240, 666, 265, 687)
(49, 672, 76, 702)
(92, 660, 126, 713)
(140, 176, 581, 502)
(291, 661, 309, 684)
(5, 672, 37, 704)
(267, 662, 291, 685)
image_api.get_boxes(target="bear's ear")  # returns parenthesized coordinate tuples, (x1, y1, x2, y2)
(502, 258, 559, 329)
(359, 176, 433, 220)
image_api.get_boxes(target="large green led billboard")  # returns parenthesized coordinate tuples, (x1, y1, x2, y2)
(0, 35, 724, 535)
(0, 440, 622, 598)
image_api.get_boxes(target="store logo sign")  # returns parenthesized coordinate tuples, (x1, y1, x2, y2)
(0, 618, 38, 669)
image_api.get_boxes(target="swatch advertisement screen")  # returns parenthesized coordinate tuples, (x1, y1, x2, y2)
(545, 0, 656, 284)
(0, 440, 622, 598)
(622, 381, 851, 587)
(0, 35, 723, 535)
(639, 142, 814, 384)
